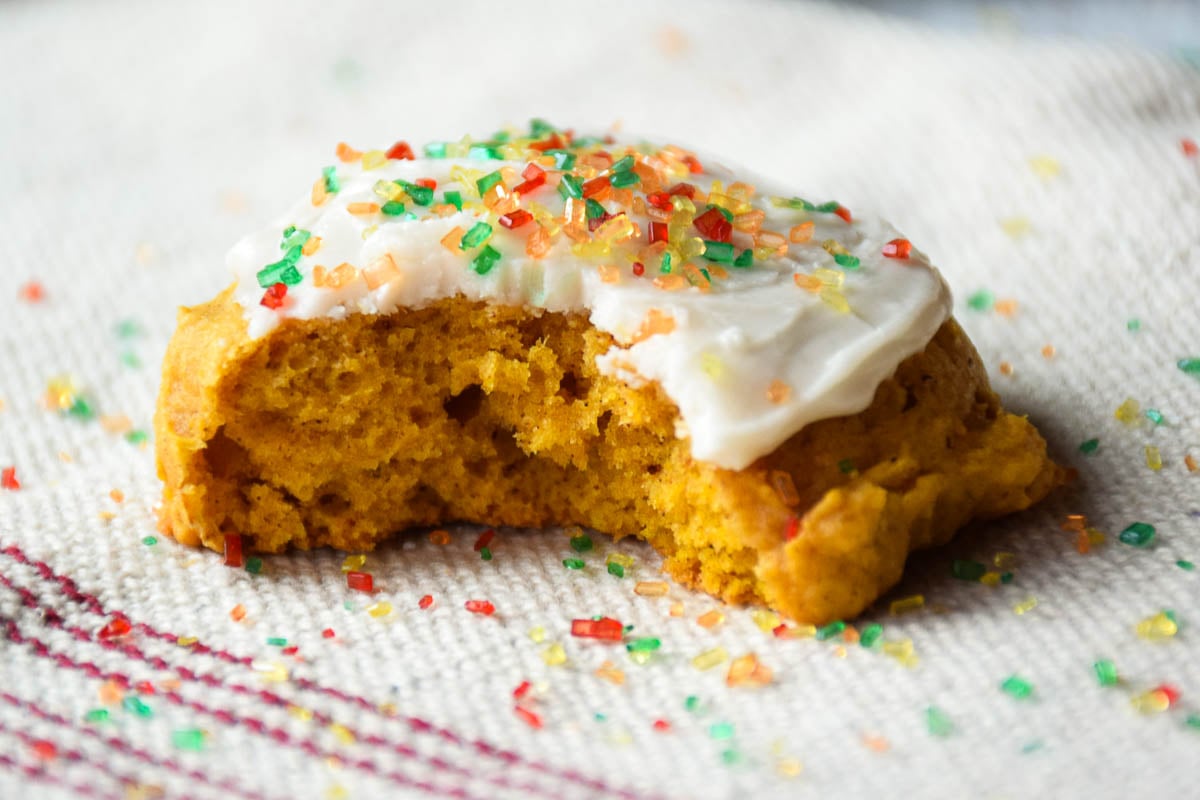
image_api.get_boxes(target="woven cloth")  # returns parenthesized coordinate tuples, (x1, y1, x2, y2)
(2, 1, 1199, 798)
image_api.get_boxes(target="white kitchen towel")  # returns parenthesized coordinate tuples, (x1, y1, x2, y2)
(1, 1, 1198, 798)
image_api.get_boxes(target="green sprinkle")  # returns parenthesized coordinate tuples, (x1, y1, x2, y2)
(815, 201, 840, 213)
(281, 229, 311, 251)
(530, 119, 557, 137)
(1093, 659, 1119, 687)
(833, 253, 861, 269)
(685, 695, 702, 712)
(84, 709, 110, 724)
(424, 142, 447, 159)
(709, 721, 735, 740)
(1127, 318, 1141, 331)
(256, 246, 303, 287)
(142, 536, 157, 546)
(967, 290, 995, 311)
(557, 174, 583, 200)
(125, 430, 148, 446)
(1145, 409, 1166, 425)
(660, 252, 673, 274)
(395, 180, 432, 206)
(476, 171, 504, 195)
(468, 144, 503, 160)
(1079, 438, 1100, 454)
(609, 155, 635, 173)
(837, 459, 856, 474)
(171, 728, 206, 751)
(1000, 572, 1014, 584)
(460, 222, 494, 250)
(480, 546, 492, 561)
(585, 199, 607, 220)
(120, 351, 142, 369)
(733, 248, 754, 268)
(381, 201, 406, 216)
(322, 166, 339, 193)
(1179, 358, 1200, 376)
(68, 397, 94, 420)
(1177, 559, 1195, 571)
(607, 562, 625, 578)
(570, 535, 594, 553)
(491, 129, 511, 143)
(1000, 675, 1034, 699)
(547, 150, 576, 170)
(770, 196, 816, 211)
(471, 245, 502, 275)
(626, 637, 661, 653)
(951, 559, 987, 581)
(702, 241, 735, 264)
(610, 170, 640, 188)
(123, 696, 153, 718)
(402, 211, 418, 221)
(720, 749, 741, 766)
(245, 557, 263, 575)
(282, 225, 296, 239)
(114, 319, 142, 339)
(859, 623, 883, 648)
(815, 620, 846, 641)
(925, 706, 954, 737)
(1118, 522, 1155, 547)
(1186, 714, 1200, 730)
(267, 637, 287, 647)
(562, 558, 585, 570)
(1021, 740, 1044, 754)
(443, 191, 462, 211)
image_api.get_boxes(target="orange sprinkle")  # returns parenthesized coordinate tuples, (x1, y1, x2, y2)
(311, 178, 328, 207)
(842, 626, 860, 644)
(595, 660, 626, 685)
(733, 209, 765, 234)
(789, 222, 814, 243)
(347, 202, 381, 216)
(430, 204, 458, 218)
(697, 609, 725, 629)
(755, 230, 788, 257)
(99, 415, 132, 434)
(1186, 454, 1198, 472)
(335, 142, 362, 162)
(429, 529, 451, 545)
(726, 653, 773, 688)
(597, 264, 621, 284)
(313, 263, 358, 289)
(793, 273, 822, 293)
(630, 309, 676, 344)
(301, 236, 322, 256)
(766, 379, 792, 404)
(230, 604, 247, 622)
(109, 489, 124, 503)
(862, 734, 890, 753)
(526, 227, 552, 259)
(994, 299, 1019, 317)
(1041, 344, 1055, 359)
(999, 361, 1014, 376)
(98, 681, 124, 705)
(1061, 514, 1087, 531)
(362, 254, 401, 290)
(653, 274, 687, 291)
(440, 226, 465, 252)
(482, 183, 508, 209)
(1076, 528, 1090, 554)
(634, 581, 669, 597)
(669, 601, 685, 617)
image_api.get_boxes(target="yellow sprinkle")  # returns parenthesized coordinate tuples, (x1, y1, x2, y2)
(176, 636, 197, 647)
(889, 595, 925, 615)
(1000, 216, 1031, 238)
(541, 643, 567, 666)
(1087, 528, 1106, 546)
(341, 554, 366, 573)
(699, 353, 724, 380)
(634, 581, 669, 597)
(1013, 596, 1038, 615)
(1114, 397, 1141, 426)
(372, 179, 403, 201)
(669, 601, 685, 617)
(288, 704, 314, 722)
(360, 150, 387, 170)
(326, 785, 349, 800)
(1146, 446, 1163, 471)
(527, 626, 545, 644)
(697, 609, 725, 629)
(1135, 611, 1178, 641)
(366, 602, 392, 618)
(1028, 155, 1061, 179)
(252, 661, 290, 683)
(980, 572, 1002, 587)
(606, 552, 634, 570)
(691, 647, 728, 670)
(97, 511, 116, 522)
(833, 645, 847, 659)
(751, 609, 781, 632)
(329, 723, 355, 744)
(819, 287, 850, 314)
(1130, 688, 1171, 715)
(776, 757, 804, 778)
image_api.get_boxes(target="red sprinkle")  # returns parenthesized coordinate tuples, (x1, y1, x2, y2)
(385, 141, 415, 160)
(30, 740, 57, 761)
(418, 594, 434, 610)
(570, 617, 624, 641)
(646, 192, 673, 211)
(666, 182, 697, 199)
(321, 628, 336, 639)
(632, 262, 645, 277)
(529, 133, 566, 152)
(135, 680, 156, 695)
(784, 516, 801, 541)
(1156, 684, 1182, 707)
(1, 467, 20, 491)
(1182, 138, 1199, 158)
(223, 533, 244, 568)
(260, 282, 287, 310)
(682, 155, 704, 174)
(652, 719, 672, 732)
(582, 176, 611, 198)
(522, 162, 546, 181)
(97, 618, 132, 640)
(648, 221, 668, 244)
(693, 208, 732, 243)
(465, 599, 495, 616)
(17, 281, 45, 303)
(499, 210, 534, 229)
(513, 680, 532, 700)
(282, 645, 299, 656)
(882, 238, 912, 259)
(415, 178, 437, 190)
(474, 529, 495, 552)
(514, 705, 543, 729)
(346, 571, 374, 594)
(833, 205, 853, 224)
(772, 623, 791, 638)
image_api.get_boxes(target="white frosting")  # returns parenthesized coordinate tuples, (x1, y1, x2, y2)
(229, 148, 951, 470)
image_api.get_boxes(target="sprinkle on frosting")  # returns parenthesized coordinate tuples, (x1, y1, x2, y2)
(229, 120, 952, 468)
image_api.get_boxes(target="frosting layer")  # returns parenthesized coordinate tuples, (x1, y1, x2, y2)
(228, 131, 951, 469)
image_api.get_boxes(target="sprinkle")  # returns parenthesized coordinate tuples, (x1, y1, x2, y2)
(18, 280, 45, 302)
(1000, 675, 1034, 700)
(142, 536, 157, 546)
(606, 552, 634, 571)
(1118, 522, 1155, 547)
(727, 653, 773, 688)
(596, 661, 626, 685)
(229, 604, 247, 622)
(882, 238, 912, 259)
(692, 647, 729, 670)
(385, 141, 415, 160)
(123, 696, 153, 718)
(541, 643, 567, 666)
(1000, 217, 1030, 237)
(429, 529, 451, 545)
(267, 636, 288, 647)
(1093, 659, 1119, 687)
(569, 534, 594, 553)
(571, 618, 623, 641)
(951, 559, 986, 581)
(1178, 560, 1195, 571)
(1183, 138, 1199, 157)
(514, 706, 543, 730)
(366, 601, 392, 618)
(1079, 438, 1100, 454)
(859, 623, 883, 648)
(634, 581, 669, 597)
(607, 562, 624, 577)
(1114, 397, 1141, 425)
(84, 709, 110, 725)
(1185, 455, 1198, 472)
(815, 621, 845, 641)
(1178, 358, 1200, 377)
(1131, 688, 1171, 715)
(1, 467, 20, 491)
(1146, 446, 1163, 471)
(709, 721, 735, 740)
(260, 282, 287, 309)
(465, 600, 496, 616)
(967, 290, 995, 311)
(1135, 610, 1178, 640)
(98, 618, 132, 640)
(472, 245, 502, 275)
(1013, 596, 1038, 615)
(1029, 155, 1061, 178)
(889, 595, 924, 615)
(999, 361, 1014, 376)
(563, 558, 585, 570)
(346, 571, 374, 593)
(925, 706, 954, 737)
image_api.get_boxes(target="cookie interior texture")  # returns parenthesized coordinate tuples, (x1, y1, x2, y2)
(156, 287, 1064, 623)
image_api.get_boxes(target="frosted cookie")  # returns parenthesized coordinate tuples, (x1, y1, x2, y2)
(155, 122, 1064, 623)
